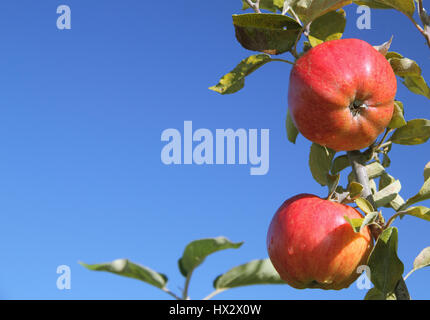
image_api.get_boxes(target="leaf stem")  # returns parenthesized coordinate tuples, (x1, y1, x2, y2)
(202, 288, 227, 300)
(376, 129, 393, 149)
(403, 3, 430, 48)
(288, 7, 302, 26)
(404, 269, 414, 281)
(182, 273, 193, 300)
(270, 58, 295, 65)
(385, 211, 407, 229)
(162, 287, 182, 300)
(245, 0, 261, 13)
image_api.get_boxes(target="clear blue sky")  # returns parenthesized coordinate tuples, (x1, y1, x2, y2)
(0, 1, 428, 300)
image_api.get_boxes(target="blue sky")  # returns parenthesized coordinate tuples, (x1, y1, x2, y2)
(0, 1, 429, 300)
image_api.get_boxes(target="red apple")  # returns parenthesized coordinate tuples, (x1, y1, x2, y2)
(267, 194, 373, 290)
(288, 38, 397, 151)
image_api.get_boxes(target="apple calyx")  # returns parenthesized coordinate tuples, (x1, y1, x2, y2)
(349, 100, 368, 117)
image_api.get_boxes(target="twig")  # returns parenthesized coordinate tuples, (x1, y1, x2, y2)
(403, 1, 430, 48)
(162, 288, 182, 300)
(375, 128, 393, 149)
(289, 7, 302, 26)
(347, 151, 375, 207)
(203, 289, 226, 300)
(385, 210, 407, 229)
(347, 150, 411, 300)
(282, 1, 290, 15)
(182, 273, 192, 300)
(245, 0, 261, 13)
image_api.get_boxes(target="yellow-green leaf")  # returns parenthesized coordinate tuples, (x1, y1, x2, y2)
(286, 0, 352, 24)
(344, 215, 363, 233)
(355, 197, 375, 215)
(401, 206, 430, 221)
(402, 75, 430, 99)
(389, 57, 421, 76)
(388, 101, 406, 129)
(348, 182, 364, 199)
(242, 0, 284, 12)
(308, 9, 346, 47)
(209, 54, 272, 95)
(390, 119, 430, 145)
(354, 0, 415, 17)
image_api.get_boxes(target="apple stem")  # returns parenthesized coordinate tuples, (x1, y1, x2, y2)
(347, 150, 411, 300)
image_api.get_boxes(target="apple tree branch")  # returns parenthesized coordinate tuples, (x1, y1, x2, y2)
(347, 150, 411, 300)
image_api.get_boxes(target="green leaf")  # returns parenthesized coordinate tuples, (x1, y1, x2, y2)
(80, 259, 168, 289)
(386, 52, 430, 99)
(354, 0, 415, 17)
(344, 216, 363, 233)
(379, 172, 395, 190)
(374, 180, 401, 208)
(385, 51, 403, 59)
(404, 247, 430, 281)
(348, 182, 364, 199)
(178, 237, 243, 277)
(232, 13, 301, 55)
(369, 178, 378, 195)
(355, 197, 375, 215)
(388, 101, 406, 129)
(308, 9, 346, 47)
(365, 162, 385, 179)
(390, 119, 430, 145)
(286, 109, 299, 143)
(400, 206, 430, 222)
(364, 287, 396, 300)
(353, 0, 392, 9)
(309, 143, 336, 186)
(368, 227, 404, 296)
(286, 0, 352, 24)
(327, 173, 341, 197)
(402, 75, 430, 99)
(389, 57, 421, 76)
(413, 247, 430, 271)
(424, 162, 430, 182)
(242, 0, 284, 12)
(209, 54, 272, 94)
(382, 153, 391, 168)
(386, 194, 405, 211)
(331, 154, 350, 174)
(402, 163, 430, 208)
(360, 211, 379, 232)
(213, 259, 285, 289)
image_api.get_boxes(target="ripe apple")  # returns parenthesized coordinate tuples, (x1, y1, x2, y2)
(288, 38, 397, 151)
(267, 194, 373, 290)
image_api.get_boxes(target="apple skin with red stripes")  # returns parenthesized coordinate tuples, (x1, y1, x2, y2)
(288, 38, 397, 151)
(267, 194, 373, 290)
